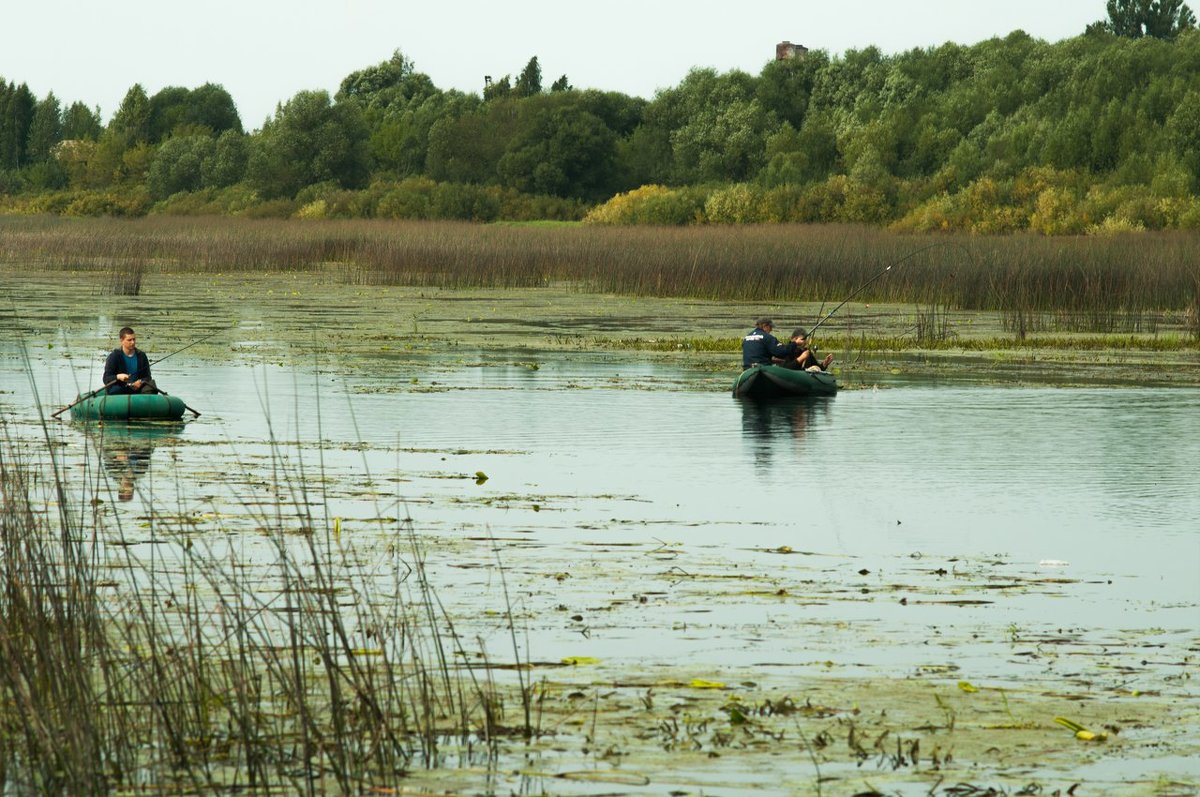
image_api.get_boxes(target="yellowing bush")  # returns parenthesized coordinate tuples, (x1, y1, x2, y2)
(1029, 187, 1086, 235)
(584, 185, 705, 225)
(585, 185, 672, 224)
(704, 184, 767, 223)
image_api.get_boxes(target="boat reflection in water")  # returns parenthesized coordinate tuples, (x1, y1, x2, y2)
(83, 421, 185, 502)
(738, 396, 830, 461)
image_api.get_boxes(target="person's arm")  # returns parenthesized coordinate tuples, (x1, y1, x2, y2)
(768, 334, 792, 359)
(102, 350, 120, 384)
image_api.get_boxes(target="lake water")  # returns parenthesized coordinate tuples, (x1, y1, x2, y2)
(3, 347, 1197, 690)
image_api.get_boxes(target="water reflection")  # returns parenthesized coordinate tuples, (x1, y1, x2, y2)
(738, 397, 831, 460)
(84, 422, 185, 501)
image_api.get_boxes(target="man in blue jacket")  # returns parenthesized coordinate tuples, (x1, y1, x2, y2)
(103, 327, 157, 394)
(741, 318, 791, 369)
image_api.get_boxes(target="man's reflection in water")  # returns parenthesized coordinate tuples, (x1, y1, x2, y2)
(739, 397, 830, 462)
(90, 422, 183, 502)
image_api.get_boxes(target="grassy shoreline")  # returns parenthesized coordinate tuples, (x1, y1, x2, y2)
(0, 216, 1196, 339)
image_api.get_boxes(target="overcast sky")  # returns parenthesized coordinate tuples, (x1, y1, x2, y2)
(6, 0, 1105, 128)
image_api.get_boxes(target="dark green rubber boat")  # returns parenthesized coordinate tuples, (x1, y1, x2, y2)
(70, 391, 187, 421)
(732, 365, 837, 398)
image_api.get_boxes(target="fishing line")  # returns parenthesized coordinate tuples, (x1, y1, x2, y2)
(149, 329, 224, 366)
(807, 240, 976, 341)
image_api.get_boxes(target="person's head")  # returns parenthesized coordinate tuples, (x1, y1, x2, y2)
(790, 328, 808, 345)
(119, 327, 136, 354)
(756, 317, 774, 332)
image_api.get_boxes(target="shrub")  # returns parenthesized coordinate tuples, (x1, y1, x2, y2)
(58, 188, 151, 218)
(1029, 187, 1086, 235)
(294, 199, 328, 219)
(240, 198, 299, 219)
(704, 184, 767, 223)
(1086, 215, 1146, 235)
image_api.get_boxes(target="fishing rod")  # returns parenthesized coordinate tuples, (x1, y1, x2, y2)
(50, 330, 221, 419)
(149, 329, 223, 366)
(807, 241, 965, 339)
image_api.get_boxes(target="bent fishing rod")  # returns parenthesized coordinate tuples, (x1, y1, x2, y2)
(807, 241, 969, 339)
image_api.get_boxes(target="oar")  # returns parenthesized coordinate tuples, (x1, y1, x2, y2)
(50, 380, 118, 419)
(149, 385, 202, 418)
(52, 330, 219, 419)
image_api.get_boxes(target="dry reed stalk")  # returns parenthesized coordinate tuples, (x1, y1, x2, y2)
(1, 217, 1197, 333)
(0, 415, 521, 795)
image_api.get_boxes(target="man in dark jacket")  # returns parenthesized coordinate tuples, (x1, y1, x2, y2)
(741, 318, 791, 369)
(103, 327, 157, 394)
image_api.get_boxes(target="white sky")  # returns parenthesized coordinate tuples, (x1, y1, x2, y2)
(6, 0, 1105, 129)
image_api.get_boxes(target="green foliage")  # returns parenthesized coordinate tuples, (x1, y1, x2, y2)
(246, 90, 371, 198)
(337, 50, 438, 114)
(496, 97, 618, 199)
(152, 184, 261, 216)
(61, 102, 101, 141)
(203, 129, 249, 188)
(25, 93, 62, 163)
(8, 27, 1200, 231)
(483, 76, 512, 102)
(147, 135, 216, 199)
(515, 57, 543, 98)
(0, 81, 36, 169)
(147, 84, 242, 142)
(1101, 0, 1196, 38)
(8, 187, 153, 217)
(109, 84, 151, 147)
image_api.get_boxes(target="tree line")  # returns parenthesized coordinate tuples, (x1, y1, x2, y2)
(2, 0, 1199, 231)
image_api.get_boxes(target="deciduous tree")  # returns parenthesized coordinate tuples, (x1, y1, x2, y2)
(246, 91, 370, 198)
(1102, 0, 1196, 38)
(515, 57, 543, 98)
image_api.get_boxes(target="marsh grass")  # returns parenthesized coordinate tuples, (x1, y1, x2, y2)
(106, 263, 144, 296)
(1, 216, 1196, 336)
(0, 417, 530, 795)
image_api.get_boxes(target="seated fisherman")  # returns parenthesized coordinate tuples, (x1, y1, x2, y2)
(776, 328, 834, 372)
(742, 318, 792, 369)
(103, 327, 158, 394)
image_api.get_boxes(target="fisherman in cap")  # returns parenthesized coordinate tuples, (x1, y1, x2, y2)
(741, 317, 792, 369)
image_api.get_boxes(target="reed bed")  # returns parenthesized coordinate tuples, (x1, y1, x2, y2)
(0, 420, 526, 796)
(1, 216, 1196, 335)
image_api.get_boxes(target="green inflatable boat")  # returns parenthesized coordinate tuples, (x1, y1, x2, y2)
(69, 391, 187, 421)
(732, 365, 837, 398)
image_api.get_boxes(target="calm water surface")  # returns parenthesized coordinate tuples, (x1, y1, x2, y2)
(4, 350, 1198, 677)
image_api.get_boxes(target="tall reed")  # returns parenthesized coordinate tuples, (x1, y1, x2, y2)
(0, 417, 525, 795)
(2, 217, 1196, 332)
